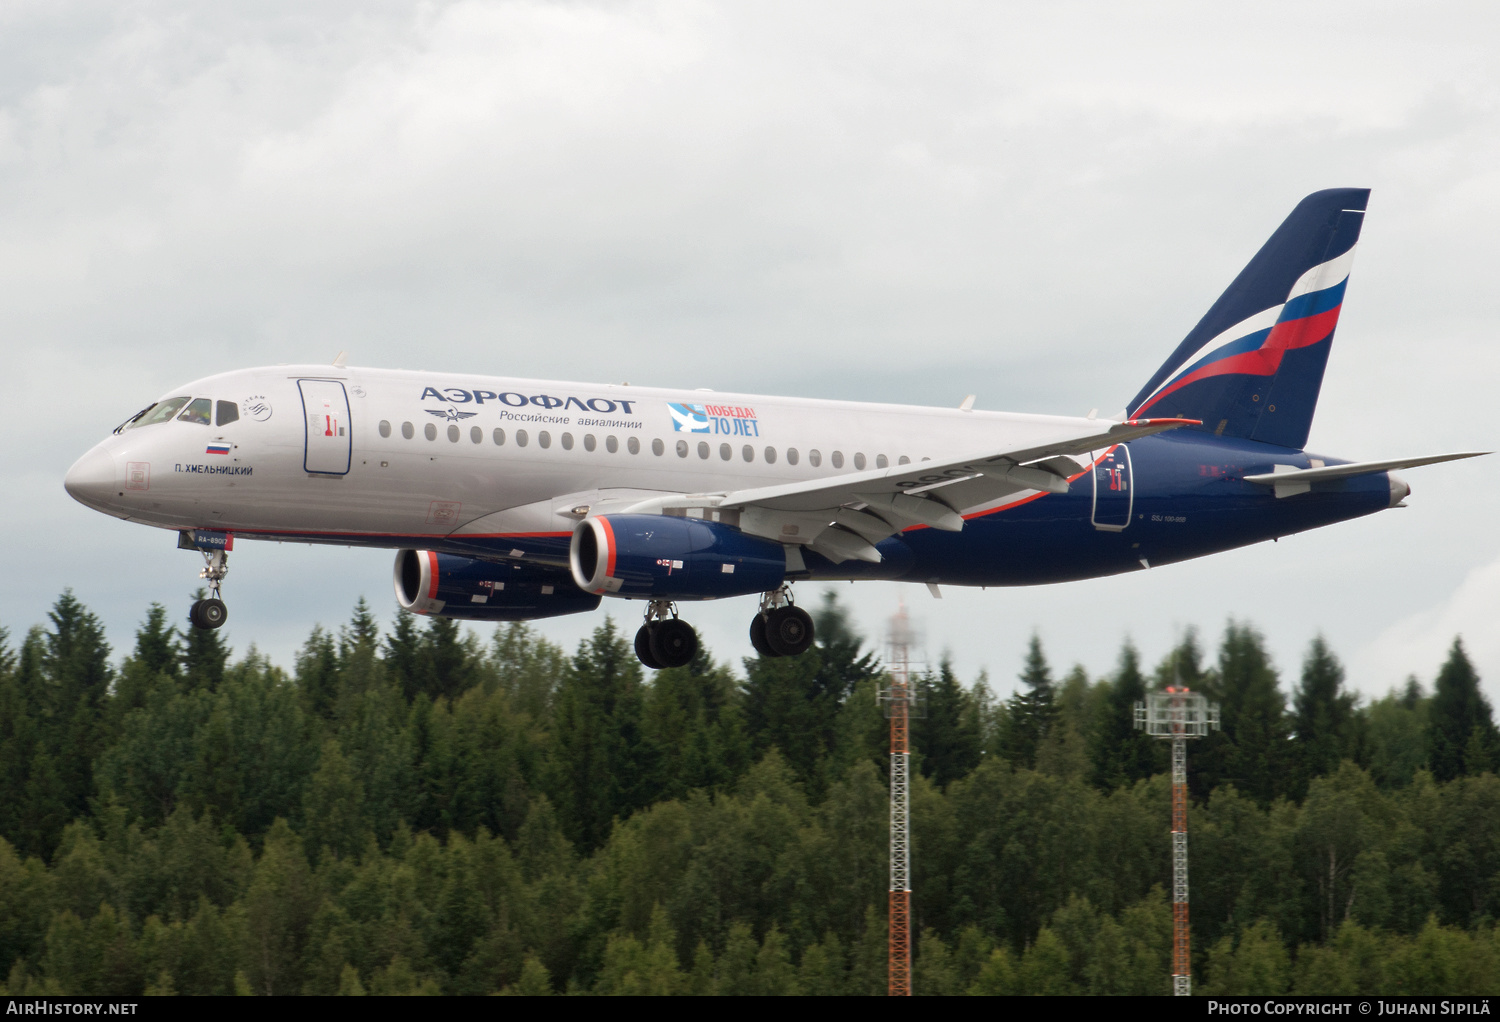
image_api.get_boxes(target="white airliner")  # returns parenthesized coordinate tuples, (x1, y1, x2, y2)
(64, 189, 1484, 668)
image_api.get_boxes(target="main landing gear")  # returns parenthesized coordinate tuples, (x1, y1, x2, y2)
(635, 600, 698, 670)
(749, 586, 814, 658)
(189, 549, 229, 631)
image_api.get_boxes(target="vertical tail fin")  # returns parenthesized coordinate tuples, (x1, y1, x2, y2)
(1128, 188, 1369, 450)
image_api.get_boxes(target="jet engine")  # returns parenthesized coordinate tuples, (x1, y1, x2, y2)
(569, 514, 786, 599)
(394, 549, 601, 621)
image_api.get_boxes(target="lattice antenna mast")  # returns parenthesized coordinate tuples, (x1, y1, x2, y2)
(881, 602, 921, 996)
(1134, 684, 1219, 996)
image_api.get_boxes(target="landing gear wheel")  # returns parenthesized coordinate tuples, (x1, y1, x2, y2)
(764, 606, 814, 657)
(650, 618, 698, 669)
(635, 624, 665, 670)
(197, 598, 227, 630)
(749, 613, 778, 658)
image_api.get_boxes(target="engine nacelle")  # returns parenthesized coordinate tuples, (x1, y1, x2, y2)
(569, 514, 787, 599)
(393, 549, 601, 621)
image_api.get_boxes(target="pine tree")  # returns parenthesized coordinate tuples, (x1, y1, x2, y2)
(180, 591, 229, 692)
(421, 617, 475, 702)
(1002, 634, 1057, 770)
(383, 608, 423, 702)
(742, 591, 878, 792)
(1291, 635, 1358, 796)
(1428, 638, 1497, 782)
(1090, 640, 1159, 790)
(294, 626, 340, 720)
(548, 619, 644, 850)
(138, 605, 180, 678)
(912, 657, 981, 787)
(110, 605, 182, 733)
(1366, 680, 1429, 789)
(42, 592, 113, 825)
(1199, 621, 1290, 804)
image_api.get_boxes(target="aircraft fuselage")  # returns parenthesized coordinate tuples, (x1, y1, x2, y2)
(65, 364, 1396, 592)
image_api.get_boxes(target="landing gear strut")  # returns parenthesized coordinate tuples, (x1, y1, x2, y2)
(749, 586, 814, 658)
(634, 599, 698, 670)
(189, 549, 229, 630)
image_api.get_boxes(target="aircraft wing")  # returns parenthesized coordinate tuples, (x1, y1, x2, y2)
(700, 417, 1198, 564)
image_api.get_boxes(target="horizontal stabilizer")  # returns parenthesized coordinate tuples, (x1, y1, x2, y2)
(1244, 451, 1489, 486)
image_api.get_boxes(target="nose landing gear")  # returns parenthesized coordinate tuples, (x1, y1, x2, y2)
(634, 599, 698, 670)
(189, 549, 229, 630)
(749, 586, 814, 658)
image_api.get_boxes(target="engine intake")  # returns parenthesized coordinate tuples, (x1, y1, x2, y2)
(569, 514, 786, 599)
(393, 549, 600, 621)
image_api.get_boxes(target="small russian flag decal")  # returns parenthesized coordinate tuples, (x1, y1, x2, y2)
(206, 442, 232, 455)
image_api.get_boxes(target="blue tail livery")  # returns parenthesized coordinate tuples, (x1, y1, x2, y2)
(1128, 188, 1368, 450)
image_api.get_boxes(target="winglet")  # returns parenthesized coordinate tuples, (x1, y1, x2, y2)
(332, 351, 348, 368)
(959, 395, 976, 412)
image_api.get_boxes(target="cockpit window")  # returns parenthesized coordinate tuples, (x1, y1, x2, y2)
(129, 397, 191, 429)
(177, 398, 212, 425)
(216, 401, 239, 426)
(114, 405, 154, 434)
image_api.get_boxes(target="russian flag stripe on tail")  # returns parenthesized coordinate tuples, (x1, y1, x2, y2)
(1128, 188, 1369, 451)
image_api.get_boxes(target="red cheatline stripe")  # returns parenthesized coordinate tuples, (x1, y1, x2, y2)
(1139, 305, 1342, 415)
(598, 517, 618, 580)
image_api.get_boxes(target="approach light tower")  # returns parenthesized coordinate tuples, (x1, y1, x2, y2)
(1134, 687, 1220, 996)
(881, 604, 921, 996)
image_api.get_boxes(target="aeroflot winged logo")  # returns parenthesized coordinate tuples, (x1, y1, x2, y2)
(420, 386, 636, 414)
(427, 408, 477, 422)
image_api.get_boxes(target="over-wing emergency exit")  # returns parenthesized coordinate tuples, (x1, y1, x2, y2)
(64, 189, 1486, 668)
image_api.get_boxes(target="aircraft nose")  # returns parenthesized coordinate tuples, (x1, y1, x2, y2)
(64, 447, 118, 508)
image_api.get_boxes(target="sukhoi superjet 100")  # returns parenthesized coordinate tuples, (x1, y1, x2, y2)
(65, 189, 1485, 668)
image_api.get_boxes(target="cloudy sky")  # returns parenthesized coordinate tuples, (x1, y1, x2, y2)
(5, 1, 1497, 700)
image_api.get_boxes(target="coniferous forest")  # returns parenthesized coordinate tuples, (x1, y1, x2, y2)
(2, 589, 1499, 996)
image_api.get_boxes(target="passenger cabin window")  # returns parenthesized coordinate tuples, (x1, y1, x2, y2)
(493, 428, 505, 445)
(742, 445, 754, 462)
(876, 454, 888, 468)
(177, 398, 212, 425)
(132, 397, 190, 428)
(562, 433, 574, 450)
(628, 436, 640, 455)
(831, 451, 844, 469)
(539, 431, 551, 448)
(787, 448, 799, 465)
(402, 421, 414, 439)
(425, 423, 437, 441)
(606, 436, 619, 453)
(516, 430, 529, 447)
(379, 420, 391, 438)
(470, 426, 482, 444)
(653, 438, 665, 456)
(584, 434, 597, 452)
(447, 425, 460, 442)
(216, 401, 239, 426)
(809, 450, 821, 467)
(764, 447, 776, 464)
(676, 440, 689, 458)
(853, 452, 866, 470)
(698, 442, 710, 459)
(898, 455, 910, 465)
